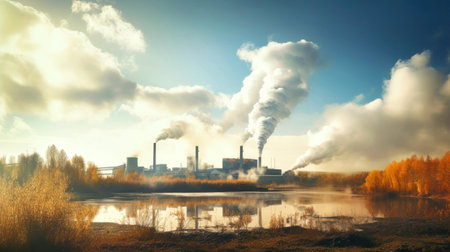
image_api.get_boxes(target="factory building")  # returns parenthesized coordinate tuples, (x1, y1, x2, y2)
(99, 145, 283, 182)
(222, 158, 258, 173)
(126, 157, 138, 173)
(148, 164, 168, 173)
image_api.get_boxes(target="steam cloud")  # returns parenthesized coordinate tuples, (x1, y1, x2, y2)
(155, 113, 223, 142)
(230, 40, 320, 155)
(155, 120, 188, 142)
(293, 51, 450, 170)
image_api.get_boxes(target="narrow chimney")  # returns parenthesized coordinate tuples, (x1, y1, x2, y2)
(258, 156, 262, 169)
(239, 145, 243, 170)
(195, 146, 199, 173)
(153, 142, 156, 170)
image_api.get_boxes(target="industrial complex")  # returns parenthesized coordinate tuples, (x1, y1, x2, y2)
(98, 144, 283, 184)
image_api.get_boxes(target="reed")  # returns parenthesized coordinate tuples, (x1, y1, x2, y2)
(0, 169, 96, 251)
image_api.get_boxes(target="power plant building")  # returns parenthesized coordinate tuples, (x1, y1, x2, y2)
(100, 145, 282, 182)
(126, 157, 138, 173)
(223, 158, 258, 173)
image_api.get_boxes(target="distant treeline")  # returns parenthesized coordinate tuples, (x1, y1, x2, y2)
(283, 171, 368, 188)
(0, 145, 261, 194)
(359, 152, 450, 197)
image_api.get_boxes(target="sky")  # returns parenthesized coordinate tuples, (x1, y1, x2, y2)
(1, 0, 449, 172)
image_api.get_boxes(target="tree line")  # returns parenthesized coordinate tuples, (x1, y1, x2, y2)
(361, 152, 450, 196)
(0, 145, 99, 190)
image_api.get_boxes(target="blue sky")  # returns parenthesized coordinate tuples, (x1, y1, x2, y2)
(21, 0, 450, 100)
(1, 0, 449, 171)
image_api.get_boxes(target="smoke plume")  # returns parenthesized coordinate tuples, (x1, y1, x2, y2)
(155, 113, 223, 142)
(292, 51, 450, 171)
(155, 120, 188, 142)
(234, 40, 320, 155)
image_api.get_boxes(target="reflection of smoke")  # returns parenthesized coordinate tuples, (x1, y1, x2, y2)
(236, 40, 320, 155)
(155, 120, 188, 142)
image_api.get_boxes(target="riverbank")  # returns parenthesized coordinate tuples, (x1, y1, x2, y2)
(87, 218, 450, 251)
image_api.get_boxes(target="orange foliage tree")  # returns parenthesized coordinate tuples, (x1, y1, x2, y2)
(362, 152, 450, 196)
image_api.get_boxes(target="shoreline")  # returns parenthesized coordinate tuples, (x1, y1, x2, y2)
(88, 217, 450, 251)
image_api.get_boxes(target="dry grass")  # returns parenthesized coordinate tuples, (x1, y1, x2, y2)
(172, 208, 186, 231)
(269, 214, 285, 230)
(0, 169, 96, 251)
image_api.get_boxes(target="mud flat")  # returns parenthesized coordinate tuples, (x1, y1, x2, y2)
(88, 218, 450, 251)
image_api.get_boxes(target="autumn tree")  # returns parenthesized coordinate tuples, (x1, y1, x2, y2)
(46, 145, 58, 170)
(16, 153, 43, 184)
(0, 156, 5, 177)
(63, 155, 86, 189)
(113, 168, 125, 182)
(85, 162, 99, 183)
(363, 152, 450, 196)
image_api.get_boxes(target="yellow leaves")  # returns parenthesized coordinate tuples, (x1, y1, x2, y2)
(362, 152, 450, 196)
(86, 162, 99, 183)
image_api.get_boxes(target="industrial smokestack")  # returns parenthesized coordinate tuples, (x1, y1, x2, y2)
(239, 145, 243, 170)
(195, 146, 199, 173)
(153, 142, 156, 170)
(258, 156, 262, 169)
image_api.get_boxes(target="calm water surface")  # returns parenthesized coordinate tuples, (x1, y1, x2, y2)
(81, 189, 449, 232)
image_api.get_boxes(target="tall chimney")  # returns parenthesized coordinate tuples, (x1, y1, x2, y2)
(258, 156, 262, 169)
(239, 145, 243, 170)
(153, 142, 156, 170)
(195, 146, 199, 173)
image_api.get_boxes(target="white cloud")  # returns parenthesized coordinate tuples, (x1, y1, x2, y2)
(293, 51, 450, 171)
(0, 100, 6, 132)
(0, 0, 224, 121)
(221, 40, 320, 155)
(0, 0, 137, 121)
(72, 1, 146, 53)
(121, 85, 228, 118)
(9, 116, 32, 135)
(71, 0, 99, 13)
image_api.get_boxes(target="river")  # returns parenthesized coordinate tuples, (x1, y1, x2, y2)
(81, 189, 449, 232)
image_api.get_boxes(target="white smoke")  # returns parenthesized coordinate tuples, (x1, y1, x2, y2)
(234, 40, 320, 155)
(237, 166, 266, 181)
(155, 40, 321, 160)
(155, 120, 188, 142)
(155, 113, 218, 142)
(222, 40, 320, 138)
(292, 51, 450, 171)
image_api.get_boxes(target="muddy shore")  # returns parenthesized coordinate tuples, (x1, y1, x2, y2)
(88, 217, 450, 251)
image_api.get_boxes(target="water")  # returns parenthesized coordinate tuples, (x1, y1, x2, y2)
(81, 189, 449, 232)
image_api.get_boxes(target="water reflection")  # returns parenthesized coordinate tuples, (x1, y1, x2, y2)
(365, 196, 450, 219)
(82, 190, 449, 232)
